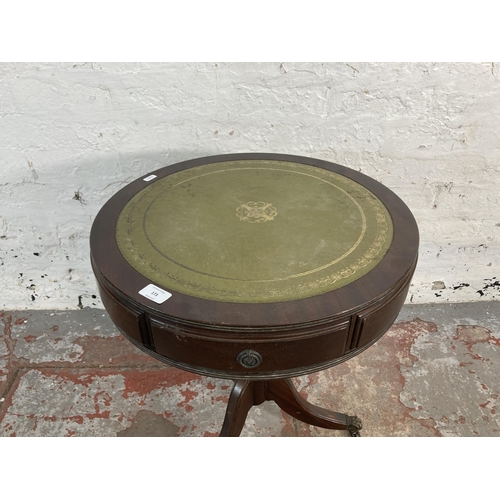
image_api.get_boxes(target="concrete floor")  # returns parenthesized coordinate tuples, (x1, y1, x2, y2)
(0, 301, 499, 437)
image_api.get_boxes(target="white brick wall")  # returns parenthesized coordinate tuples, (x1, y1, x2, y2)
(1, 62, 499, 309)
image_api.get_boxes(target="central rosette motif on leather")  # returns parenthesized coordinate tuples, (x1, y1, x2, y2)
(236, 201, 277, 223)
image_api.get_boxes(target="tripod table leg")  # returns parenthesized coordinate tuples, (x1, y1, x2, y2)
(219, 378, 362, 437)
(219, 380, 255, 437)
(266, 378, 362, 434)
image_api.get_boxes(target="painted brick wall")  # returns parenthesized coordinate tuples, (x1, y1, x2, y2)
(1, 62, 499, 309)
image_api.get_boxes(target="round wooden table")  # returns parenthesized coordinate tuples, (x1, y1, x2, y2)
(90, 153, 419, 437)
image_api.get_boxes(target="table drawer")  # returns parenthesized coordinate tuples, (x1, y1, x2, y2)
(351, 278, 411, 350)
(150, 320, 350, 377)
(96, 279, 144, 345)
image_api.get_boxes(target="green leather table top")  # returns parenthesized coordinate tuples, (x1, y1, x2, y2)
(116, 159, 393, 303)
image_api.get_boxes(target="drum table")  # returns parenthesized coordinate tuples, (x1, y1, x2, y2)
(90, 153, 419, 437)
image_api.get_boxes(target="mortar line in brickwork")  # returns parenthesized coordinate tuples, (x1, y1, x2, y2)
(0, 363, 175, 408)
(0, 368, 22, 404)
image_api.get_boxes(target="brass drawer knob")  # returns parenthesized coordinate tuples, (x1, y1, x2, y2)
(237, 350, 262, 368)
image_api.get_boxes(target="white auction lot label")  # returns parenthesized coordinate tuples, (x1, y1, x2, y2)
(139, 284, 172, 304)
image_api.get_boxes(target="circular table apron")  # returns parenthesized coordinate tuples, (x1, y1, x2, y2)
(90, 153, 419, 380)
